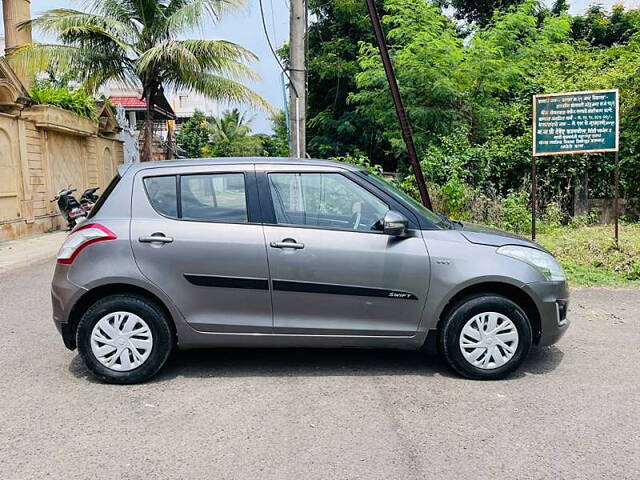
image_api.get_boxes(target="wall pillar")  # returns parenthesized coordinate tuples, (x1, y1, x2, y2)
(2, 0, 33, 89)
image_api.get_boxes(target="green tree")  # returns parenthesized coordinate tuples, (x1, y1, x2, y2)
(176, 110, 211, 158)
(9, 0, 270, 161)
(204, 108, 264, 157)
(551, 0, 569, 15)
(352, 0, 466, 173)
(570, 4, 640, 47)
(439, 0, 526, 27)
(305, 0, 392, 167)
(306, 0, 640, 213)
(209, 108, 252, 141)
(353, 0, 595, 204)
(261, 111, 289, 157)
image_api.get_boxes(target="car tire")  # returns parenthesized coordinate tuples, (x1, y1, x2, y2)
(439, 294, 532, 380)
(76, 294, 173, 384)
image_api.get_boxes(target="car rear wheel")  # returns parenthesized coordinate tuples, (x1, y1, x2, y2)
(440, 294, 532, 380)
(76, 294, 173, 384)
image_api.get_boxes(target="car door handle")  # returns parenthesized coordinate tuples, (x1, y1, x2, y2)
(270, 240, 304, 249)
(139, 235, 174, 244)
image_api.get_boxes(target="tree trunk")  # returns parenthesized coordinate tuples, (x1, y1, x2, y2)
(141, 98, 155, 162)
(141, 81, 157, 162)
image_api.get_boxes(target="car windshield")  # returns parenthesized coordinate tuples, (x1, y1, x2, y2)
(360, 171, 449, 229)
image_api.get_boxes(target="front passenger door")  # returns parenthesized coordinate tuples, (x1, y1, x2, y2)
(260, 167, 430, 336)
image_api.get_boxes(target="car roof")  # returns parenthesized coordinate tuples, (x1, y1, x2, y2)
(118, 157, 362, 176)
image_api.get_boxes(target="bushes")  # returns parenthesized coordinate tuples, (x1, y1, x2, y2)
(202, 136, 265, 157)
(438, 175, 471, 221)
(540, 202, 563, 231)
(29, 82, 97, 120)
(501, 191, 531, 235)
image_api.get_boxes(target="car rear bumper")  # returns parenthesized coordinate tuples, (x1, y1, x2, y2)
(51, 263, 86, 350)
(523, 280, 570, 346)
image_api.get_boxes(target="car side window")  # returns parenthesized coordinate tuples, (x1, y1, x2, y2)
(268, 172, 389, 232)
(181, 173, 248, 223)
(143, 176, 177, 218)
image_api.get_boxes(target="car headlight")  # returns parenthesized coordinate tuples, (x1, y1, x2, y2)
(497, 245, 566, 281)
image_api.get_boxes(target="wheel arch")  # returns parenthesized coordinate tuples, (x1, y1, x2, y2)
(65, 283, 178, 350)
(436, 281, 542, 344)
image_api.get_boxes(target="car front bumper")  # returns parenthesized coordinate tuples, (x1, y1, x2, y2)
(523, 280, 570, 346)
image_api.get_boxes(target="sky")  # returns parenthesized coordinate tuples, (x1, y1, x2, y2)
(0, 0, 636, 133)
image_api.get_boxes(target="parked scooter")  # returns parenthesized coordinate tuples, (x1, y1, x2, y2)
(51, 187, 86, 230)
(79, 187, 100, 214)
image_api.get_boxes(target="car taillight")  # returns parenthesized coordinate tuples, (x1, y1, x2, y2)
(57, 223, 117, 265)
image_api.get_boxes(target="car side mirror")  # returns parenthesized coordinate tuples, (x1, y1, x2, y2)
(382, 210, 408, 236)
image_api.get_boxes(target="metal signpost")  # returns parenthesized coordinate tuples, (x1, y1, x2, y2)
(532, 90, 620, 244)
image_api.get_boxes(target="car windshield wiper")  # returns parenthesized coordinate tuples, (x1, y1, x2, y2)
(437, 213, 463, 229)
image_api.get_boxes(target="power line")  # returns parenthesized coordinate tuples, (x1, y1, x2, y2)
(258, 0, 299, 98)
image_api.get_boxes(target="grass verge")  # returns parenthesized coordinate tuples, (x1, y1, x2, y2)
(537, 224, 640, 288)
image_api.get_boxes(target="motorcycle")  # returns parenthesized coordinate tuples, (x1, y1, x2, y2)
(79, 187, 100, 214)
(51, 187, 86, 230)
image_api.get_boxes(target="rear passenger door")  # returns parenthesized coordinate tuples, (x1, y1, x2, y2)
(130, 165, 272, 333)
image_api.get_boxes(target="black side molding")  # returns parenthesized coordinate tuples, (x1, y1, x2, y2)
(272, 280, 418, 300)
(184, 274, 418, 300)
(184, 274, 269, 290)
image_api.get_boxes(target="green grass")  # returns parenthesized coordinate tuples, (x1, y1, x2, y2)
(537, 224, 640, 288)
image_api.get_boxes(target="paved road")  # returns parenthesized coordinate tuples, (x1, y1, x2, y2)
(1, 260, 638, 480)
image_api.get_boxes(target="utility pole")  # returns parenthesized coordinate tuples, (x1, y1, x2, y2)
(364, 0, 432, 209)
(288, 0, 306, 158)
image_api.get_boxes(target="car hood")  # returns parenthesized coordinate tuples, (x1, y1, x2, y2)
(457, 223, 545, 250)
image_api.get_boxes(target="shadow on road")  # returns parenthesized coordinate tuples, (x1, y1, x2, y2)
(68, 344, 564, 384)
(521, 345, 565, 376)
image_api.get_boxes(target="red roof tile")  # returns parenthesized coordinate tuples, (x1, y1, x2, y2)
(109, 96, 146, 108)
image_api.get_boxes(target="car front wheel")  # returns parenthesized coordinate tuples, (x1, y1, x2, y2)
(76, 294, 173, 384)
(440, 294, 532, 380)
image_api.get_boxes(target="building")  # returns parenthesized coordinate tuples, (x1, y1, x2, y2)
(0, 0, 126, 241)
(104, 84, 221, 158)
(102, 85, 175, 134)
(102, 84, 177, 160)
(172, 91, 220, 126)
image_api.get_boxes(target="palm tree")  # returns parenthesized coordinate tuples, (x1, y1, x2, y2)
(9, 0, 271, 161)
(202, 108, 265, 156)
(209, 108, 253, 142)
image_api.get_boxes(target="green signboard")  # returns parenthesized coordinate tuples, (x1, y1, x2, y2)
(533, 90, 619, 156)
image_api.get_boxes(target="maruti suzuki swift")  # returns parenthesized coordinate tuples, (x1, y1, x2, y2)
(51, 158, 570, 384)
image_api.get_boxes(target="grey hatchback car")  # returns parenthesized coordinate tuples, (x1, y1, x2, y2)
(51, 158, 569, 383)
